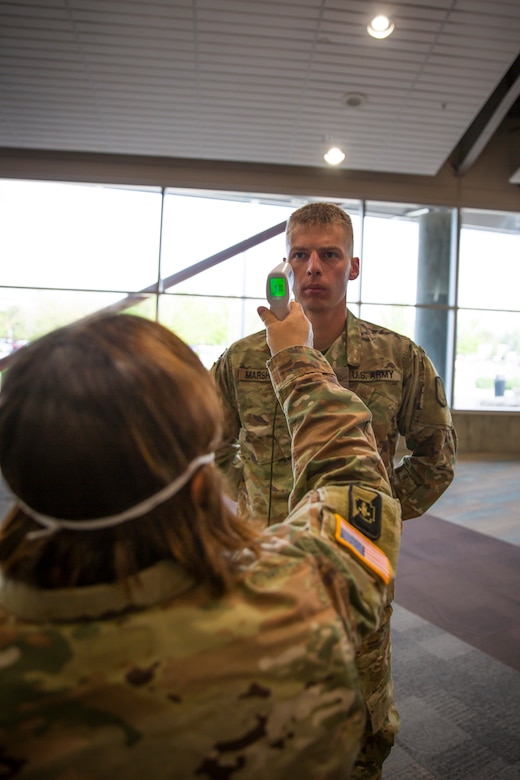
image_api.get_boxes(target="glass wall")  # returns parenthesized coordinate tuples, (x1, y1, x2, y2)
(1, 179, 519, 413)
(0, 179, 163, 355)
(158, 191, 295, 363)
(455, 209, 520, 411)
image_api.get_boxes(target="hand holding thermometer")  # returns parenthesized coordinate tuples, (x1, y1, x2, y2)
(266, 262, 294, 320)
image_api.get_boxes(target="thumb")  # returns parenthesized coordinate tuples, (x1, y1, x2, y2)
(257, 306, 278, 326)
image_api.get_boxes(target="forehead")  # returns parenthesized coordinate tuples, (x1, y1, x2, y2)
(287, 222, 351, 250)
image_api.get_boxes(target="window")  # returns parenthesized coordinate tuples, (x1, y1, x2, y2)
(455, 209, 520, 411)
(1, 179, 518, 413)
(0, 179, 162, 350)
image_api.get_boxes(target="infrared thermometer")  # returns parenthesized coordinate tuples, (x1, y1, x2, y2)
(266, 262, 294, 320)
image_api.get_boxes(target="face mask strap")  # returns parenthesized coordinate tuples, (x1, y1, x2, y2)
(7, 452, 215, 541)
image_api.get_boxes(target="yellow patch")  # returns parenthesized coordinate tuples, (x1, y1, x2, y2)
(334, 514, 393, 585)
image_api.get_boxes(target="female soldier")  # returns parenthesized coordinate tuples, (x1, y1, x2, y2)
(0, 306, 400, 779)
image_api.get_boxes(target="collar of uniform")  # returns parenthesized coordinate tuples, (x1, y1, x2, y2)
(345, 309, 362, 366)
(322, 309, 362, 367)
(0, 560, 196, 623)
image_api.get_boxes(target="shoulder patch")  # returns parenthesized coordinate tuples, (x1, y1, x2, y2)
(349, 485, 382, 540)
(334, 514, 392, 585)
(435, 376, 447, 407)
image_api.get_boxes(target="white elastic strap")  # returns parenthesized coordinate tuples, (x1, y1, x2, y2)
(11, 452, 215, 541)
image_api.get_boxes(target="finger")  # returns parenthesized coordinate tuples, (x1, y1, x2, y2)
(287, 300, 302, 315)
(257, 306, 278, 326)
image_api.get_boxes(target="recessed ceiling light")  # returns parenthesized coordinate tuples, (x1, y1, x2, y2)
(367, 15, 395, 39)
(324, 147, 346, 166)
(344, 92, 368, 108)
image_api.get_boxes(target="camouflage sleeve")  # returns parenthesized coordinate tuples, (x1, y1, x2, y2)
(267, 345, 401, 637)
(395, 343, 458, 520)
(210, 351, 243, 500)
(279, 490, 399, 639)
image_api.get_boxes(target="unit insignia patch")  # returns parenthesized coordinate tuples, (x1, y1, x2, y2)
(349, 485, 382, 540)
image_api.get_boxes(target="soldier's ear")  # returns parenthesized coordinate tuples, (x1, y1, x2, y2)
(349, 257, 360, 280)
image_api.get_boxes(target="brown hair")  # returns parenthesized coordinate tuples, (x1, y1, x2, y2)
(286, 202, 354, 254)
(0, 314, 259, 593)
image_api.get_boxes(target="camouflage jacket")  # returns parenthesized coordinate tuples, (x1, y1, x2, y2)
(212, 309, 457, 524)
(0, 347, 401, 780)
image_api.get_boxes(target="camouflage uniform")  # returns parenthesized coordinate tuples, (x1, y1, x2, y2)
(212, 310, 457, 779)
(0, 347, 401, 780)
(212, 310, 456, 525)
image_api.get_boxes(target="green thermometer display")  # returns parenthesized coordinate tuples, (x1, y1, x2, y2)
(266, 262, 294, 319)
(268, 277, 287, 298)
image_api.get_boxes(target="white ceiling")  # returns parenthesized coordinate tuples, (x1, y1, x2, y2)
(1, 0, 520, 177)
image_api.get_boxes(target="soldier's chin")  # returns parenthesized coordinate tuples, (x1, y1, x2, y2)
(301, 296, 331, 313)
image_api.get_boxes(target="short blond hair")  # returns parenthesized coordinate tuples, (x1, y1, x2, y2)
(286, 202, 354, 254)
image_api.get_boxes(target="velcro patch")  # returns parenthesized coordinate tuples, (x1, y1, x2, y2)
(334, 514, 392, 585)
(349, 485, 382, 540)
(435, 376, 447, 407)
(238, 368, 270, 382)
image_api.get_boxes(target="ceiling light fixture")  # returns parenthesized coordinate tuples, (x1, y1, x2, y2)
(343, 92, 368, 108)
(367, 15, 395, 39)
(324, 147, 346, 166)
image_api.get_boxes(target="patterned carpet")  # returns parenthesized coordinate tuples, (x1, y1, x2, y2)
(386, 454, 520, 779)
(386, 604, 520, 779)
(395, 513, 520, 671)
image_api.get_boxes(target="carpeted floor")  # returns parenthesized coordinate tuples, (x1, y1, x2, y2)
(386, 454, 520, 779)
(395, 513, 520, 671)
(385, 604, 520, 779)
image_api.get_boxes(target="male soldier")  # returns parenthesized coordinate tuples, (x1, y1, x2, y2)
(212, 201, 457, 779)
